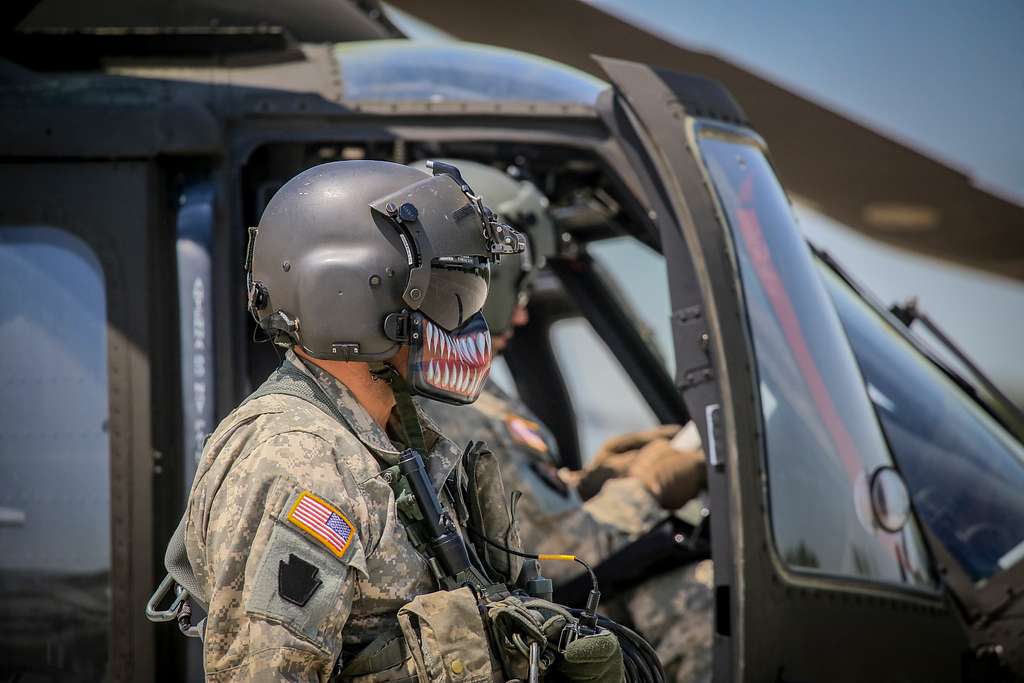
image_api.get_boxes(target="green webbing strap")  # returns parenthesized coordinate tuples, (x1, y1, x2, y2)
(370, 363, 426, 454)
(335, 627, 409, 679)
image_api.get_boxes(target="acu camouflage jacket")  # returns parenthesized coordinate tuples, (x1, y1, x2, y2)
(185, 350, 493, 682)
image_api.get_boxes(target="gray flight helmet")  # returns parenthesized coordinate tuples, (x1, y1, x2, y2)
(247, 160, 524, 361)
(409, 159, 557, 336)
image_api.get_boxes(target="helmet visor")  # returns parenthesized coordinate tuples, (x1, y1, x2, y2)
(418, 266, 489, 331)
(369, 172, 524, 329)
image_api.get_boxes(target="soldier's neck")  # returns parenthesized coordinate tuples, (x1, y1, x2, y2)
(294, 347, 399, 429)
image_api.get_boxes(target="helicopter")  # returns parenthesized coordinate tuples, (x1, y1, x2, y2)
(1, 1, 1023, 681)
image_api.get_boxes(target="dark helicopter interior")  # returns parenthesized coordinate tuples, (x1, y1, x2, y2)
(2, 1, 1023, 680)
(239, 138, 686, 470)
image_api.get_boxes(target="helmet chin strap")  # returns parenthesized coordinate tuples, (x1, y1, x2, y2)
(370, 362, 426, 454)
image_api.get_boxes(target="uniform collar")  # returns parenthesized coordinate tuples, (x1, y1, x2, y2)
(414, 409, 465, 489)
(287, 350, 456, 485)
(287, 350, 402, 462)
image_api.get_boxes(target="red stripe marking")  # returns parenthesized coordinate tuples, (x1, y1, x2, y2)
(733, 174, 906, 570)
(296, 502, 330, 520)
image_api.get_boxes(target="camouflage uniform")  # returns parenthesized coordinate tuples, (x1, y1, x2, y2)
(422, 379, 713, 682)
(186, 350, 483, 681)
(621, 561, 713, 683)
(420, 381, 663, 583)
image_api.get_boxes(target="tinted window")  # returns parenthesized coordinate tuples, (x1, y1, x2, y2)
(550, 317, 657, 462)
(0, 227, 111, 679)
(337, 40, 606, 105)
(698, 128, 934, 589)
(824, 267, 1024, 583)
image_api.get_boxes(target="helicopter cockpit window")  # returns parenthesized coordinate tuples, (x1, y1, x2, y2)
(550, 317, 658, 462)
(336, 41, 606, 105)
(697, 127, 936, 590)
(588, 237, 675, 377)
(823, 266, 1024, 584)
(0, 227, 112, 678)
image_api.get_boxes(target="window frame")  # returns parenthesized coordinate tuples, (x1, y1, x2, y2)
(0, 161, 173, 682)
(819, 249, 1024, 639)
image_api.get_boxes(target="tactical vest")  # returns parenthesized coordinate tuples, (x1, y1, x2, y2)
(162, 361, 522, 679)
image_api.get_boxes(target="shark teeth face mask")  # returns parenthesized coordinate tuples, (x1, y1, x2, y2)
(408, 311, 492, 405)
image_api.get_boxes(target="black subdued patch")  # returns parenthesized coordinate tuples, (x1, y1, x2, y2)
(530, 461, 569, 498)
(278, 553, 322, 607)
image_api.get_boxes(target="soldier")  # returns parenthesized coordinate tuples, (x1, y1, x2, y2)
(178, 160, 625, 682)
(414, 160, 713, 683)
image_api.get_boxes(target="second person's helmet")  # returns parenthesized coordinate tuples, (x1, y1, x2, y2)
(408, 159, 557, 336)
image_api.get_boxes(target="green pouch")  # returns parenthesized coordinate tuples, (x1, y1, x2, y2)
(464, 443, 524, 584)
(397, 587, 504, 683)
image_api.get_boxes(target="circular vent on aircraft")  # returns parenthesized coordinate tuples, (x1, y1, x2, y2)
(869, 466, 912, 533)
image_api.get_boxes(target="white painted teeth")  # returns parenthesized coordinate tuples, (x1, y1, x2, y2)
(420, 324, 492, 397)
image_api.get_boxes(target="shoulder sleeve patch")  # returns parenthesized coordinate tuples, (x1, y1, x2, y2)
(286, 491, 356, 559)
(503, 414, 549, 454)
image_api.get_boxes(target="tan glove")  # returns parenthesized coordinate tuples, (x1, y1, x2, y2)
(594, 424, 683, 461)
(628, 438, 706, 510)
(571, 424, 683, 500)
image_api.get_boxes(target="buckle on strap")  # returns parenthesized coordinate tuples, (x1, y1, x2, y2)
(145, 573, 188, 623)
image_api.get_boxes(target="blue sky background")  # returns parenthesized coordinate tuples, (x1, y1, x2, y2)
(591, 0, 1024, 202)
(387, 1, 1024, 400)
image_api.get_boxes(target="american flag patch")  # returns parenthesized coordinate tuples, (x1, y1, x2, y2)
(505, 414, 549, 453)
(286, 492, 355, 559)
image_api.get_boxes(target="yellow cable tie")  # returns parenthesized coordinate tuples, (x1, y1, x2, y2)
(537, 554, 577, 562)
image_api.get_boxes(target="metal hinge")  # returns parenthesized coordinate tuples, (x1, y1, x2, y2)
(673, 304, 714, 388)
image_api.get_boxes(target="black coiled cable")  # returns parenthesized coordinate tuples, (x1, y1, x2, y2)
(568, 610, 664, 683)
(467, 525, 665, 683)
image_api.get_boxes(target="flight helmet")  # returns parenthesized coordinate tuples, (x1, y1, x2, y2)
(409, 159, 557, 336)
(246, 159, 525, 404)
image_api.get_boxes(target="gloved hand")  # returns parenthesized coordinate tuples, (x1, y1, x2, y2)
(571, 424, 683, 500)
(628, 438, 706, 510)
(555, 629, 625, 683)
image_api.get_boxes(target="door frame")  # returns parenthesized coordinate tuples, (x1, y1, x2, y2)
(594, 56, 965, 682)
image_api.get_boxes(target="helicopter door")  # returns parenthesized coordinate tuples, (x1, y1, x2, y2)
(596, 57, 965, 682)
(0, 161, 177, 682)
